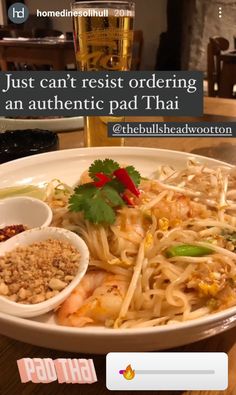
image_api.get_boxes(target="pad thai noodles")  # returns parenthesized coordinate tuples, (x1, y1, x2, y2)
(5, 159, 236, 329)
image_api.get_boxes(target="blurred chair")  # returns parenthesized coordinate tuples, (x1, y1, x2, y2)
(207, 36, 229, 97)
(0, 26, 32, 39)
(0, 27, 10, 39)
(0, 27, 32, 70)
(131, 30, 143, 70)
(66, 32, 73, 41)
(33, 29, 63, 38)
(24, 15, 53, 33)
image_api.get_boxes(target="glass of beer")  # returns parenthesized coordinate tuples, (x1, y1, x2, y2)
(72, 1, 135, 147)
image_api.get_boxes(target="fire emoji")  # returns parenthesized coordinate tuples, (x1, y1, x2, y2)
(119, 364, 135, 380)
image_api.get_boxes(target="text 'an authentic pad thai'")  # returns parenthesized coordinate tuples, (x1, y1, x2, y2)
(10, 159, 236, 329)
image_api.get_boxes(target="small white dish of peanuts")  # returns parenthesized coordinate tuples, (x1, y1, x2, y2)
(0, 227, 89, 318)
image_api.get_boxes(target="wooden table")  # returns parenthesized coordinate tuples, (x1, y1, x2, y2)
(0, 97, 236, 395)
(0, 39, 75, 71)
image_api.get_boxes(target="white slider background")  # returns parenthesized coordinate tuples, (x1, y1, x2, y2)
(106, 352, 228, 391)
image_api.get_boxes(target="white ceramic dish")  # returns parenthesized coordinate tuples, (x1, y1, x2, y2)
(0, 117, 83, 133)
(0, 227, 89, 317)
(0, 196, 52, 228)
(0, 147, 235, 354)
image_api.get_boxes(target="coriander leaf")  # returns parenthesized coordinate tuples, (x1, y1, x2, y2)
(107, 179, 125, 193)
(73, 183, 97, 197)
(125, 166, 141, 186)
(68, 160, 142, 225)
(68, 183, 98, 212)
(68, 183, 117, 224)
(102, 185, 125, 207)
(84, 196, 116, 224)
(89, 159, 120, 179)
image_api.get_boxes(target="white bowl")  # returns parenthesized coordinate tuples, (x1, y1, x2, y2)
(0, 227, 89, 317)
(0, 196, 52, 229)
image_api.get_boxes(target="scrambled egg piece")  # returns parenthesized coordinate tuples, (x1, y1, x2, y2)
(144, 232, 153, 250)
(198, 281, 220, 297)
(158, 217, 169, 231)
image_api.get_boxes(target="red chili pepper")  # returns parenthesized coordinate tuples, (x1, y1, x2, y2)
(113, 168, 140, 197)
(94, 172, 111, 187)
(122, 193, 135, 206)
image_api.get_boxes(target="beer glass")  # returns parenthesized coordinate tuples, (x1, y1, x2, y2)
(72, 1, 135, 147)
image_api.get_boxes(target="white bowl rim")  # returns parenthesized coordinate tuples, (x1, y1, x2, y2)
(0, 196, 53, 228)
(0, 146, 233, 172)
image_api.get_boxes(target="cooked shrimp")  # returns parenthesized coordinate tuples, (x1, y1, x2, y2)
(79, 170, 93, 185)
(152, 195, 191, 222)
(57, 271, 129, 327)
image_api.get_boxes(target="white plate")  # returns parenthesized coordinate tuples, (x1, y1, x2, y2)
(0, 147, 235, 354)
(0, 117, 83, 133)
(2, 37, 29, 41)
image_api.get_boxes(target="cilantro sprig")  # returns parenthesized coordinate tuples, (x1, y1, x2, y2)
(69, 183, 124, 224)
(69, 159, 141, 225)
(125, 166, 141, 187)
(89, 159, 119, 179)
(89, 159, 141, 186)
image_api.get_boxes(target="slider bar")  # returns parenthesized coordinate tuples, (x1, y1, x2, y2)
(134, 370, 215, 375)
(110, 353, 228, 390)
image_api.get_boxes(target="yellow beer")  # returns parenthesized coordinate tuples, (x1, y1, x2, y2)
(73, 14, 134, 71)
(72, 2, 135, 147)
(84, 116, 125, 147)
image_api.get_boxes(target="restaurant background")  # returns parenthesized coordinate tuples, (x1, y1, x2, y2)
(0, 0, 235, 71)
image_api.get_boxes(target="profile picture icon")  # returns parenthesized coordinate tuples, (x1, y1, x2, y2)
(8, 2, 29, 24)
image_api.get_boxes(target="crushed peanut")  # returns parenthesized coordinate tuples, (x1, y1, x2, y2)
(0, 239, 80, 304)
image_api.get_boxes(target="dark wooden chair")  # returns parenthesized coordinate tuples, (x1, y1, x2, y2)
(33, 29, 63, 38)
(131, 30, 143, 70)
(0, 28, 10, 40)
(207, 36, 230, 97)
(0, 27, 32, 70)
(0, 26, 32, 39)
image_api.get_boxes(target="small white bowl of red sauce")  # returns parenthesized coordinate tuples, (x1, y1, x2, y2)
(0, 196, 52, 241)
